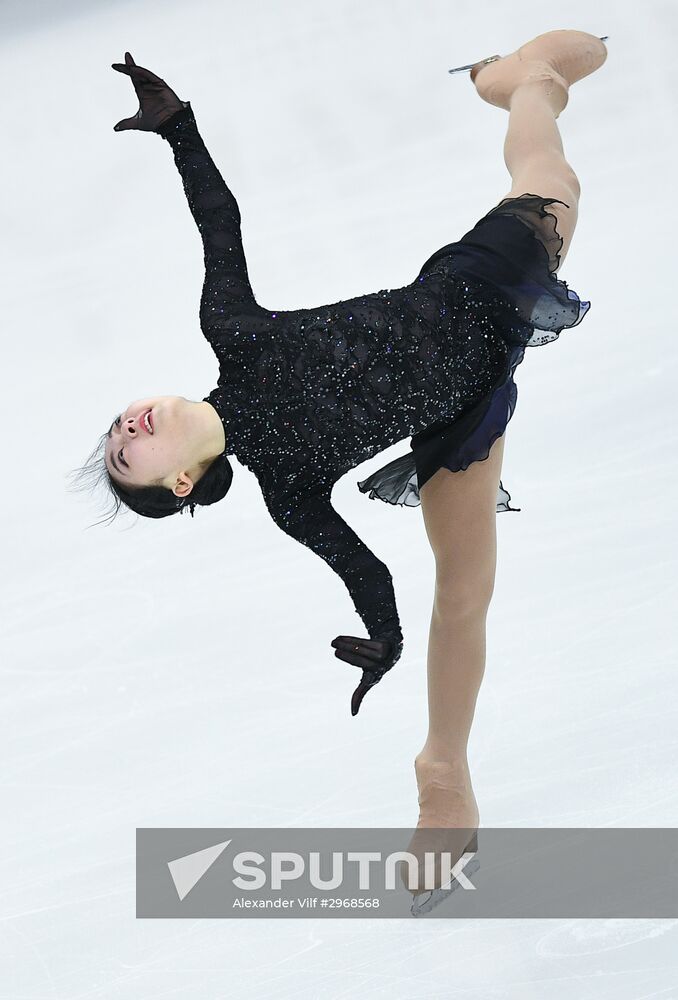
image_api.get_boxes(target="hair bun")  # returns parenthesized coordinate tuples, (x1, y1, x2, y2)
(183, 452, 234, 516)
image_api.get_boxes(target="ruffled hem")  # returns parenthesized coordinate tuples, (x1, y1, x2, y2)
(417, 192, 591, 346)
(357, 341, 524, 513)
(356, 194, 591, 510)
(357, 459, 520, 513)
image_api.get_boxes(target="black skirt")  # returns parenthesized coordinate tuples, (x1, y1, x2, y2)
(356, 193, 591, 512)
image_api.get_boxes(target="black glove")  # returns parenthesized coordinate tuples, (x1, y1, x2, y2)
(111, 51, 187, 133)
(331, 616, 404, 717)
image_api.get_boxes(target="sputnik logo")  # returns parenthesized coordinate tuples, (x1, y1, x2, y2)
(167, 839, 232, 901)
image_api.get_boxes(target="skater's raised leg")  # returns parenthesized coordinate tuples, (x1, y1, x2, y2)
(497, 79, 581, 269)
(474, 29, 607, 269)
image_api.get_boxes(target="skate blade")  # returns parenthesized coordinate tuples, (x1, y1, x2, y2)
(448, 35, 609, 74)
(409, 856, 480, 917)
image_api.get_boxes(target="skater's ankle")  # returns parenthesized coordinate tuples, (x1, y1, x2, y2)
(415, 750, 470, 775)
(509, 77, 567, 116)
(414, 755, 479, 829)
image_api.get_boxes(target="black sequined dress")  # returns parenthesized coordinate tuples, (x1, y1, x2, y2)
(157, 102, 590, 648)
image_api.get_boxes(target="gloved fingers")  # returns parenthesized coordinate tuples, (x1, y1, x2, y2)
(113, 109, 143, 132)
(111, 61, 144, 88)
(112, 54, 185, 132)
(112, 52, 165, 85)
(333, 634, 388, 652)
(333, 645, 380, 671)
(351, 672, 379, 716)
(112, 59, 174, 119)
(112, 55, 155, 130)
(331, 635, 388, 662)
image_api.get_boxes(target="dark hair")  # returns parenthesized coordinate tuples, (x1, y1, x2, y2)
(67, 429, 233, 528)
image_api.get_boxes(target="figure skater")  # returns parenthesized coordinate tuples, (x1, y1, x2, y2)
(69, 29, 607, 909)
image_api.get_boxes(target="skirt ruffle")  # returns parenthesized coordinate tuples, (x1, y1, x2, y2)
(357, 194, 591, 511)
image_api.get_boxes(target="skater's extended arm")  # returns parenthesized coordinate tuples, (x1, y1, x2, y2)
(112, 52, 257, 320)
(259, 479, 404, 716)
(157, 103, 258, 314)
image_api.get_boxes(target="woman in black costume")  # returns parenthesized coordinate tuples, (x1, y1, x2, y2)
(73, 29, 607, 895)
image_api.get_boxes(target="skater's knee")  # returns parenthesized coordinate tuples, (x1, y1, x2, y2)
(509, 154, 580, 204)
(432, 583, 495, 621)
(432, 568, 496, 619)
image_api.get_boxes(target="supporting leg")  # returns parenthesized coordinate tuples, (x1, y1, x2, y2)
(497, 81, 581, 270)
(413, 433, 507, 827)
(402, 436, 506, 897)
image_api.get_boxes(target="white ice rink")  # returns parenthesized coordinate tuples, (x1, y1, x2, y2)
(2, 0, 678, 995)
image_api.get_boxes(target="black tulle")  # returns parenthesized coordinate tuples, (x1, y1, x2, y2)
(357, 194, 591, 511)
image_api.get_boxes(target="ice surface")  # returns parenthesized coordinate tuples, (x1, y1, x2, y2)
(2, 0, 677, 995)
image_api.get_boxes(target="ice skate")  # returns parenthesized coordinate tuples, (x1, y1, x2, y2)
(451, 31, 608, 118)
(401, 758, 480, 917)
(409, 831, 479, 917)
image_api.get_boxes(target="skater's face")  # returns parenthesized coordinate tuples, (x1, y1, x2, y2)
(104, 395, 202, 496)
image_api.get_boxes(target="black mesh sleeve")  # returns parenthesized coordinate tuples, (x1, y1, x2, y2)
(259, 477, 404, 712)
(260, 480, 402, 639)
(157, 102, 258, 315)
